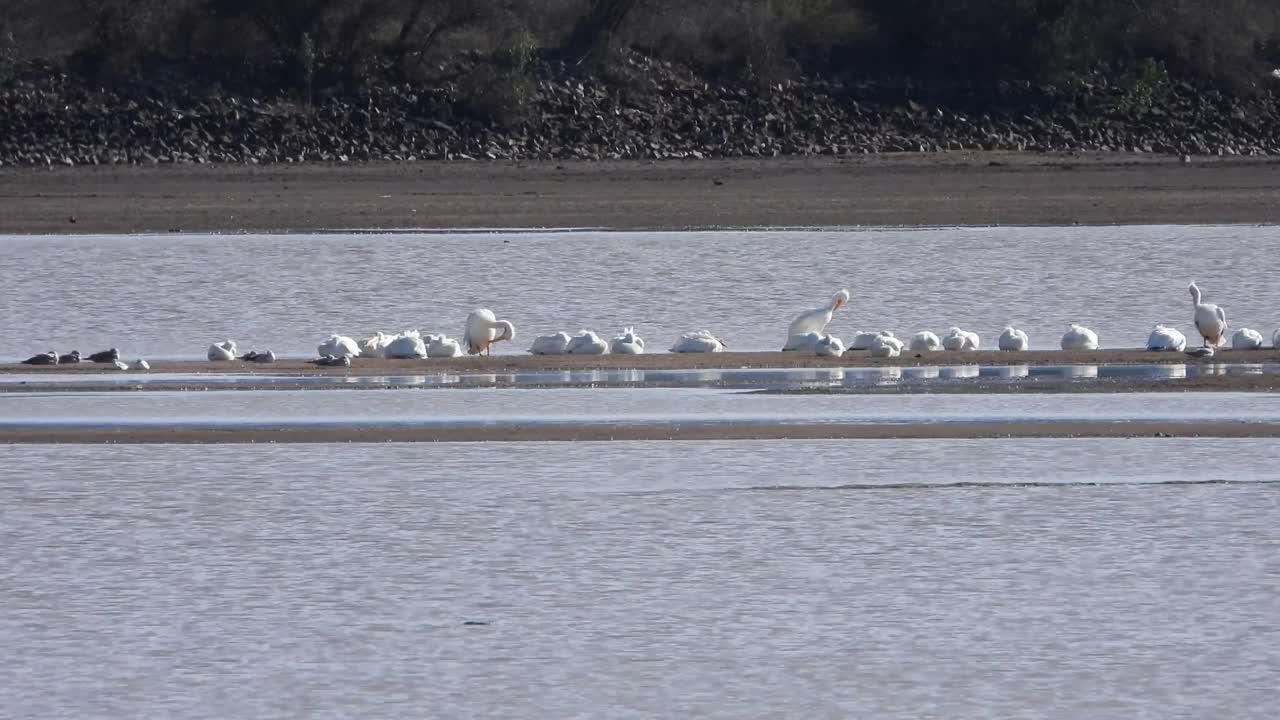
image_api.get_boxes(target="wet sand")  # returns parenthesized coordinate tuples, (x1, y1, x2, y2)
(3, 154, 1280, 233)
(1, 421, 1275, 444)
(3, 348, 1277, 376)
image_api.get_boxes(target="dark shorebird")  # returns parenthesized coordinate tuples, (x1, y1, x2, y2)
(88, 348, 120, 363)
(21, 351, 59, 365)
(58, 350, 81, 364)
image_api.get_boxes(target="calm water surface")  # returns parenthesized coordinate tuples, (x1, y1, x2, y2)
(3, 440, 1278, 719)
(2, 225, 1277, 359)
(2, 389, 1279, 428)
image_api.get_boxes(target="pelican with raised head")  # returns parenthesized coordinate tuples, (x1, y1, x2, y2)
(609, 327, 645, 355)
(464, 309, 515, 356)
(1189, 281, 1227, 348)
(785, 289, 850, 347)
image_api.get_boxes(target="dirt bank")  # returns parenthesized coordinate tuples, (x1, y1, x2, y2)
(3, 154, 1280, 234)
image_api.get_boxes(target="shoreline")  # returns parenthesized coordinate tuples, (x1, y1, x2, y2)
(3, 349, 1276, 375)
(4, 154, 1280, 234)
(2, 421, 1276, 444)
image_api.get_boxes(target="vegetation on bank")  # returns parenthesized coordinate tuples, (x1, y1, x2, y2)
(3, 0, 1279, 110)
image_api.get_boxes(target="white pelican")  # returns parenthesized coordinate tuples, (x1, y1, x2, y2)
(384, 330, 427, 359)
(815, 335, 845, 358)
(1146, 325, 1187, 351)
(909, 331, 941, 352)
(135, 358, 151, 371)
(610, 327, 645, 355)
(358, 332, 394, 358)
(787, 289, 850, 342)
(426, 334, 463, 358)
(1189, 281, 1228, 348)
(566, 330, 609, 355)
(670, 330, 725, 353)
(941, 327, 979, 351)
(850, 330, 896, 351)
(869, 334, 901, 358)
(529, 332, 571, 355)
(997, 327, 1030, 351)
(112, 359, 129, 371)
(1233, 328, 1264, 350)
(1060, 324, 1099, 351)
(783, 332, 823, 352)
(208, 340, 238, 361)
(464, 308, 515, 356)
(318, 334, 361, 359)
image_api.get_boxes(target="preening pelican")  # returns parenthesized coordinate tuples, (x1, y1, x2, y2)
(815, 335, 845, 358)
(850, 330, 896, 351)
(1146, 325, 1187, 352)
(909, 331, 941, 352)
(1189, 281, 1228, 348)
(318, 334, 361, 359)
(567, 330, 609, 355)
(869, 334, 902, 358)
(426, 334, 463, 358)
(1060, 324, 1099, 351)
(358, 332, 394, 358)
(529, 332, 571, 355)
(787, 289, 850, 342)
(464, 309, 515, 356)
(384, 330, 427, 359)
(671, 330, 725, 353)
(610, 327, 645, 355)
(941, 327, 979, 351)
(208, 340, 238, 361)
(1233, 328, 1264, 350)
(997, 327, 1030, 351)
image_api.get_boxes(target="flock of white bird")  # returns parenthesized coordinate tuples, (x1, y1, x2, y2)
(201, 280, 1275, 364)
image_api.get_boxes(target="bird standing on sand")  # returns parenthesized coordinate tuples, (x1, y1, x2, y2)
(1189, 281, 1227, 348)
(464, 309, 516, 356)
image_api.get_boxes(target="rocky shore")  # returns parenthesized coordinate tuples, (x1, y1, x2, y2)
(3, 54, 1280, 167)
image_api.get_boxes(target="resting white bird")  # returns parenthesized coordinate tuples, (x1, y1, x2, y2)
(1060, 323, 1099, 351)
(464, 308, 516, 356)
(670, 330, 725, 353)
(850, 330, 896, 351)
(941, 327, 979, 351)
(909, 331, 941, 352)
(207, 340, 238, 361)
(426, 334, 463, 358)
(783, 331, 823, 352)
(384, 330, 427, 359)
(815, 335, 845, 358)
(1233, 328, 1264, 350)
(318, 334, 361, 359)
(1189, 281, 1228, 348)
(869, 334, 902, 358)
(1146, 324, 1187, 352)
(787, 289, 850, 342)
(529, 332, 571, 355)
(997, 326, 1030, 351)
(609, 327, 645, 355)
(566, 330, 609, 355)
(358, 332, 394, 359)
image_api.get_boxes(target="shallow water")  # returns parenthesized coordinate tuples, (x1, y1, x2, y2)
(2, 225, 1278, 359)
(3, 439, 1279, 719)
(3, 389, 1279, 429)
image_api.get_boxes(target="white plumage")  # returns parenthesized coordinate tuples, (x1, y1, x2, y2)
(1060, 324, 1099, 351)
(941, 327, 980, 351)
(909, 331, 941, 352)
(566, 330, 609, 355)
(1146, 325, 1187, 352)
(318, 334, 361, 359)
(609, 327, 645, 355)
(529, 332, 572, 355)
(1232, 328, 1265, 350)
(1189, 281, 1228, 348)
(997, 327, 1030, 351)
(670, 330, 725, 353)
(207, 340, 237, 361)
